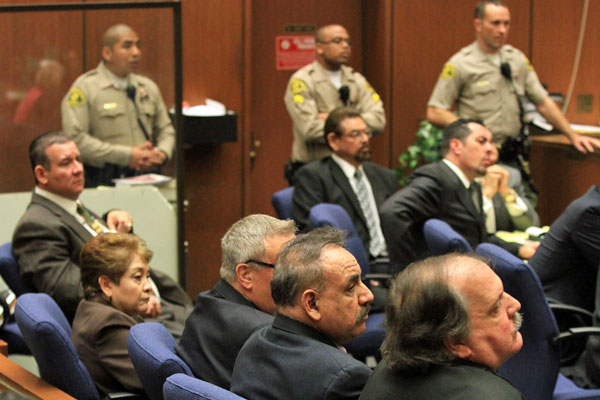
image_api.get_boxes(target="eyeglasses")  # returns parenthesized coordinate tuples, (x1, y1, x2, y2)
(318, 38, 354, 47)
(246, 259, 276, 269)
(342, 129, 372, 140)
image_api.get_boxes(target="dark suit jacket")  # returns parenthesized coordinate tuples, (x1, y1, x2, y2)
(359, 359, 525, 400)
(529, 185, 600, 311)
(175, 279, 274, 389)
(12, 192, 192, 326)
(231, 313, 372, 400)
(379, 161, 520, 269)
(71, 296, 145, 396)
(293, 157, 398, 253)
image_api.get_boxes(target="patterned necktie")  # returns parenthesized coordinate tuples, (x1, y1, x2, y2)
(354, 169, 385, 257)
(76, 204, 104, 235)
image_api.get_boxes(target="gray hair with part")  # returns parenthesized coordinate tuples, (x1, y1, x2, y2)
(219, 214, 295, 283)
(271, 226, 346, 307)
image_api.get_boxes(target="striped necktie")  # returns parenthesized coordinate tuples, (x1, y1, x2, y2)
(354, 169, 385, 257)
(76, 204, 104, 235)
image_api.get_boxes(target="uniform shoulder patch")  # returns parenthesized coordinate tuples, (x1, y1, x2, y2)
(440, 62, 456, 79)
(293, 94, 305, 105)
(524, 56, 534, 71)
(290, 78, 307, 95)
(364, 82, 381, 102)
(67, 88, 86, 107)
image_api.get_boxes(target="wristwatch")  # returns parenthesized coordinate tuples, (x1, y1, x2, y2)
(504, 189, 517, 204)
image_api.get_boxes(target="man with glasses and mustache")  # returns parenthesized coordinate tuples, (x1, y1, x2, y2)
(360, 253, 525, 400)
(293, 107, 397, 264)
(231, 227, 374, 400)
(176, 214, 296, 389)
(283, 24, 385, 184)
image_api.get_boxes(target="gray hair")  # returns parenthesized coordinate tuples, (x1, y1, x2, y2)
(219, 215, 295, 283)
(271, 226, 346, 307)
(381, 254, 476, 373)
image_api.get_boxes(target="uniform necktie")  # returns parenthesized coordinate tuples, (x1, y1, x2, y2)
(469, 183, 481, 213)
(76, 204, 104, 235)
(354, 169, 385, 257)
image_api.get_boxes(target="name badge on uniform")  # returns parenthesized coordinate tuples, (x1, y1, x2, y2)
(139, 87, 149, 102)
(476, 80, 490, 87)
(103, 102, 117, 110)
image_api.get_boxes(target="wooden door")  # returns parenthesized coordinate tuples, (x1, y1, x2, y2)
(246, 0, 363, 216)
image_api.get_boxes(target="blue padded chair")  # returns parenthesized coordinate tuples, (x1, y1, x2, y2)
(423, 218, 473, 255)
(0, 242, 33, 355)
(271, 186, 294, 220)
(163, 373, 246, 400)
(15, 293, 101, 400)
(308, 203, 387, 360)
(0, 242, 35, 296)
(476, 243, 600, 400)
(128, 322, 193, 400)
(309, 203, 370, 272)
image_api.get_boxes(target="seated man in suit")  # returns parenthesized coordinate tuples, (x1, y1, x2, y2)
(359, 253, 525, 400)
(380, 118, 538, 270)
(12, 131, 192, 336)
(529, 185, 600, 311)
(176, 214, 295, 389)
(479, 144, 539, 233)
(293, 106, 398, 261)
(231, 227, 373, 400)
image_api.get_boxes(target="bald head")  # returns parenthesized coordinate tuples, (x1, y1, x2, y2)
(102, 24, 135, 49)
(314, 24, 351, 70)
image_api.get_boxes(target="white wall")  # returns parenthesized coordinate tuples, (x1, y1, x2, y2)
(0, 186, 178, 282)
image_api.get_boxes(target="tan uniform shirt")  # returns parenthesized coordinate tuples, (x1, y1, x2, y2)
(61, 62, 175, 167)
(284, 60, 385, 163)
(428, 42, 548, 144)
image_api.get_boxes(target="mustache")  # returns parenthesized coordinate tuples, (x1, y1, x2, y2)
(356, 304, 371, 323)
(513, 311, 523, 332)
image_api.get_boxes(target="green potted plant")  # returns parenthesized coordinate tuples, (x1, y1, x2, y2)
(396, 120, 444, 187)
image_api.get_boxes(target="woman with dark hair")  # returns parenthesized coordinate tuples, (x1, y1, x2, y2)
(71, 232, 153, 395)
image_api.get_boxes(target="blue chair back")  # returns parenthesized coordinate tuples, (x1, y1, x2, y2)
(271, 187, 294, 220)
(128, 322, 193, 400)
(423, 218, 472, 255)
(15, 293, 100, 400)
(0, 242, 34, 296)
(163, 373, 246, 400)
(309, 203, 370, 274)
(476, 243, 560, 400)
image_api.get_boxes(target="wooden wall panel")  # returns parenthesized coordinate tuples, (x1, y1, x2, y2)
(389, 0, 532, 168)
(0, 1, 82, 193)
(363, 0, 393, 167)
(532, 0, 600, 125)
(530, 143, 600, 225)
(182, 0, 245, 296)
(246, 0, 364, 217)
